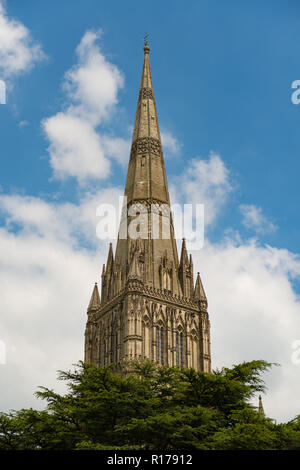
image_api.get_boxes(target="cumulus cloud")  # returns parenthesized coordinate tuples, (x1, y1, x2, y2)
(0, 187, 123, 247)
(101, 136, 131, 166)
(18, 120, 29, 128)
(42, 30, 125, 184)
(240, 204, 277, 234)
(192, 238, 300, 422)
(0, 2, 45, 78)
(42, 30, 179, 183)
(0, 224, 98, 409)
(0, 187, 123, 410)
(43, 113, 111, 182)
(0, 189, 299, 422)
(63, 30, 123, 124)
(171, 151, 232, 226)
(161, 130, 181, 156)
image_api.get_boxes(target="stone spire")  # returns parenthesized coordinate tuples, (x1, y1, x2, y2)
(194, 272, 207, 301)
(87, 283, 101, 312)
(114, 40, 181, 294)
(101, 243, 114, 303)
(106, 243, 114, 272)
(258, 395, 265, 416)
(179, 238, 189, 267)
(178, 239, 194, 298)
(124, 40, 169, 205)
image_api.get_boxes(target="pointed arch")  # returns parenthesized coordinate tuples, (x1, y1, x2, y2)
(190, 329, 198, 370)
(142, 314, 151, 358)
(114, 328, 120, 363)
(156, 320, 165, 365)
(176, 325, 185, 367)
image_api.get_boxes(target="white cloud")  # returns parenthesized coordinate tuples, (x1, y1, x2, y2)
(191, 238, 300, 422)
(0, 187, 124, 410)
(63, 30, 123, 125)
(101, 136, 131, 166)
(0, 187, 123, 247)
(0, 224, 98, 410)
(42, 30, 125, 184)
(171, 151, 232, 226)
(19, 120, 29, 128)
(161, 130, 181, 155)
(0, 2, 45, 78)
(240, 204, 277, 234)
(42, 31, 183, 183)
(0, 186, 300, 423)
(43, 113, 111, 182)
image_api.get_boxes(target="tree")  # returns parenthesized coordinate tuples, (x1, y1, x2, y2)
(0, 359, 294, 450)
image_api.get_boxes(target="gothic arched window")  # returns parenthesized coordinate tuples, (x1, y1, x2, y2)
(142, 317, 150, 358)
(180, 332, 184, 366)
(167, 270, 172, 291)
(104, 339, 107, 366)
(163, 270, 167, 289)
(176, 332, 179, 366)
(185, 277, 191, 298)
(191, 333, 198, 369)
(156, 325, 164, 365)
(176, 330, 184, 367)
(160, 327, 164, 365)
(115, 331, 119, 363)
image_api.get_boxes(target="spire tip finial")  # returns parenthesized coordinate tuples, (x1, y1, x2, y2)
(143, 33, 150, 53)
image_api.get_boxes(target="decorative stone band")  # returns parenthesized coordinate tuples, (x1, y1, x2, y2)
(139, 87, 153, 101)
(97, 282, 208, 316)
(124, 334, 143, 342)
(130, 137, 161, 160)
(119, 198, 171, 221)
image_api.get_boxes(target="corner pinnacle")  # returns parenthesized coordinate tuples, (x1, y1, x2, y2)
(258, 395, 265, 416)
(87, 282, 101, 312)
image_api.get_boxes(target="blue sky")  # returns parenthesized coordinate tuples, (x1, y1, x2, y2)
(1, 0, 300, 249)
(0, 0, 300, 422)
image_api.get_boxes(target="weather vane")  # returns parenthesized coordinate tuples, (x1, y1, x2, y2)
(143, 33, 149, 47)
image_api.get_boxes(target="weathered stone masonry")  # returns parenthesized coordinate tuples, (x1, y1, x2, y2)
(84, 41, 211, 372)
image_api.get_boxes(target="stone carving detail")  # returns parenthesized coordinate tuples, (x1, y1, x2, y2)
(130, 137, 161, 159)
(159, 251, 173, 291)
(139, 87, 153, 100)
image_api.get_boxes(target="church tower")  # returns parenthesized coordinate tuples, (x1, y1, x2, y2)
(84, 40, 211, 372)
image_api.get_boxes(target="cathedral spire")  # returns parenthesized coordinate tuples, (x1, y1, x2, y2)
(124, 38, 170, 205)
(115, 41, 180, 293)
(84, 41, 211, 373)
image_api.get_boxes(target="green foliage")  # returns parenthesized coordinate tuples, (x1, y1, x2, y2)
(0, 359, 295, 450)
